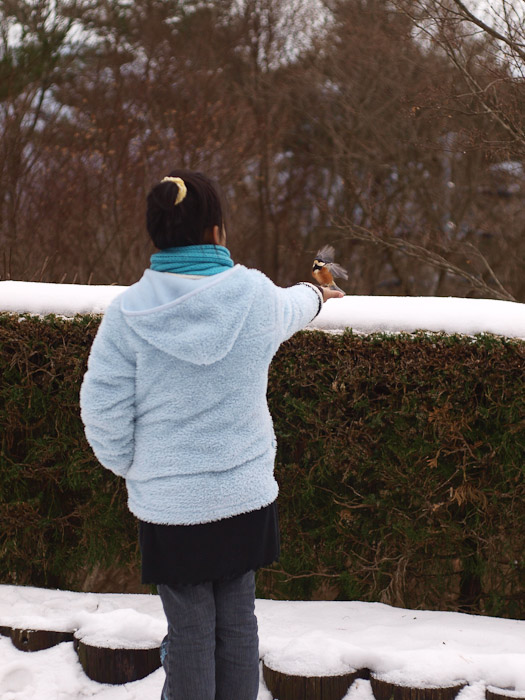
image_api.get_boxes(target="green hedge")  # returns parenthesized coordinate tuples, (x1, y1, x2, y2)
(1, 313, 524, 618)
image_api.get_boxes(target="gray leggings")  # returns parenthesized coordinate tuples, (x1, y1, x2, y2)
(158, 570, 259, 700)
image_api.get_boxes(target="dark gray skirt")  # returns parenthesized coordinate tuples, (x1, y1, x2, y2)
(139, 501, 280, 585)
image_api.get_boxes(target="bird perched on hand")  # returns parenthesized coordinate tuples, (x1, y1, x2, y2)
(312, 245, 348, 293)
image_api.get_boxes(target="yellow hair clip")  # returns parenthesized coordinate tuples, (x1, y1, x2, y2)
(161, 176, 187, 206)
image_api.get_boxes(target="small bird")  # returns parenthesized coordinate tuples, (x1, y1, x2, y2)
(312, 245, 348, 293)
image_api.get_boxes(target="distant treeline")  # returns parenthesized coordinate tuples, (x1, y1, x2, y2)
(1, 0, 525, 301)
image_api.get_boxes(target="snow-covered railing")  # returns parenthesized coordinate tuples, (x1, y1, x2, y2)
(1, 280, 524, 339)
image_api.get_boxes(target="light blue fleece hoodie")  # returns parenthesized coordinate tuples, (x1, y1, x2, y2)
(80, 264, 322, 525)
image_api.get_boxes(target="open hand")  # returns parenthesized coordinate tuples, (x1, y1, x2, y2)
(321, 287, 344, 302)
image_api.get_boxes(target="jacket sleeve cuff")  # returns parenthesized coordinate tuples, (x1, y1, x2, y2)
(297, 282, 323, 319)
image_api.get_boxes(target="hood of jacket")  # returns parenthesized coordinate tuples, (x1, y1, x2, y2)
(120, 266, 257, 365)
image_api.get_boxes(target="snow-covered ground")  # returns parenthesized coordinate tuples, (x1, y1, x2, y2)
(0, 585, 524, 700)
(0, 278, 524, 338)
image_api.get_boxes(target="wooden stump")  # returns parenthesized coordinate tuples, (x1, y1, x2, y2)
(0, 625, 11, 637)
(371, 674, 466, 700)
(74, 637, 161, 685)
(10, 628, 75, 652)
(487, 687, 525, 700)
(262, 661, 363, 700)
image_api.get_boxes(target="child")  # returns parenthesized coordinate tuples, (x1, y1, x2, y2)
(80, 169, 342, 700)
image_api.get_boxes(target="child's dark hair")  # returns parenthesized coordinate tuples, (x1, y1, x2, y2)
(146, 170, 226, 249)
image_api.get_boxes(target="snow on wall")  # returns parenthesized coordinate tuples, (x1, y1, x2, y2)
(0, 280, 127, 317)
(1, 279, 524, 338)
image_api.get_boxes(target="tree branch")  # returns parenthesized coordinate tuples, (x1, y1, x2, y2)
(326, 223, 516, 302)
(449, 0, 525, 63)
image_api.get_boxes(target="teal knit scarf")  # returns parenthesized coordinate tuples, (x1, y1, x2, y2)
(150, 245, 234, 276)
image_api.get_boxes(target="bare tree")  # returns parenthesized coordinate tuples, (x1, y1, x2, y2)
(0, 0, 85, 279)
(1, 0, 523, 298)
(386, 0, 525, 300)
(1, 0, 260, 284)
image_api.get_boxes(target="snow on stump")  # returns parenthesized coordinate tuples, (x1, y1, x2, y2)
(73, 608, 164, 684)
(262, 661, 363, 700)
(370, 673, 466, 700)
(10, 627, 75, 652)
(486, 687, 525, 700)
(74, 637, 161, 684)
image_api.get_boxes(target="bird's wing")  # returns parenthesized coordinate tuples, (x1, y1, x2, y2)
(316, 244, 335, 262)
(327, 262, 348, 280)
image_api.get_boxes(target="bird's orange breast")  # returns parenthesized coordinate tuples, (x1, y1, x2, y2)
(312, 266, 334, 286)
